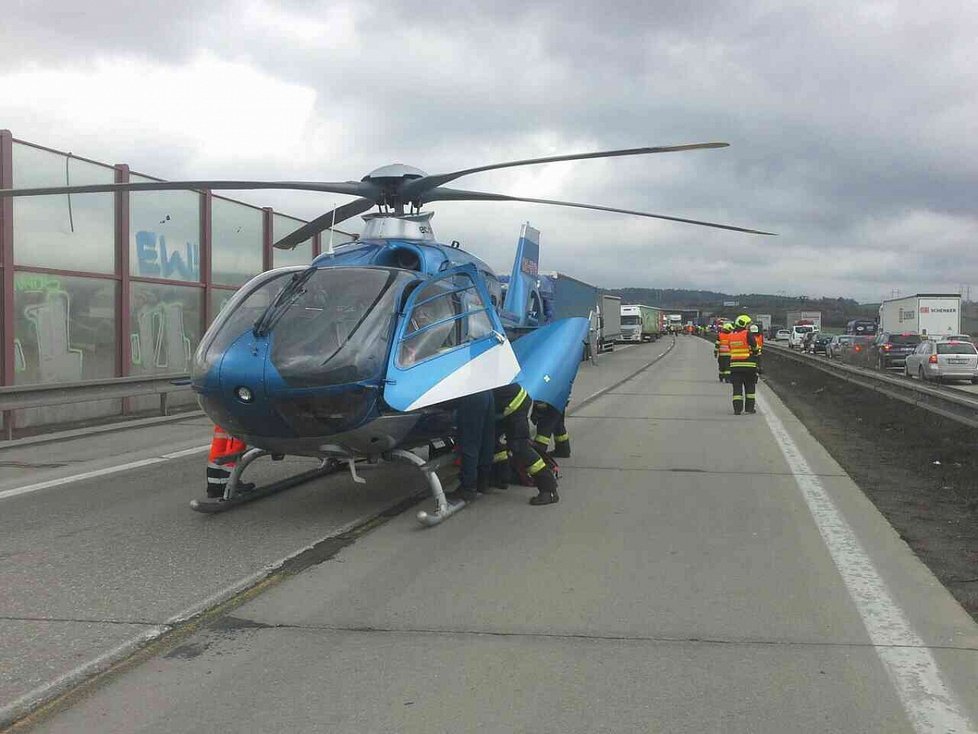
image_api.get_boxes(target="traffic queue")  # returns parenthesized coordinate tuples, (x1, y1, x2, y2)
(773, 324, 978, 385)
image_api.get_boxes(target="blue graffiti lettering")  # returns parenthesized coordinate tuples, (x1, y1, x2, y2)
(135, 231, 161, 277)
(135, 231, 199, 280)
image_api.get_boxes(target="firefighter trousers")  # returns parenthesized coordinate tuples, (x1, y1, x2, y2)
(455, 390, 495, 490)
(494, 391, 557, 494)
(532, 402, 571, 458)
(729, 367, 758, 414)
(717, 355, 731, 381)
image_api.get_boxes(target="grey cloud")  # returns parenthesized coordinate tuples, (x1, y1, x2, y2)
(3, 0, 978, 301)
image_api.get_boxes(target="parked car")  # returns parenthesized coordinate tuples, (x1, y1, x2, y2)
(827, 334, 854, 358)
(841, 335, 876, 365)
(775, 329, 791, 341)
(905, 340, 978, 383)
(809, 333, 832, 355)
(867, 331, 922, 370)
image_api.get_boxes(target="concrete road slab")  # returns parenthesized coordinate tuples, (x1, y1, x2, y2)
(237, 468, 871, 646)
(35, 627, 913, 734)
(0, 460, 421, 622)
(0, 619, 157, 707)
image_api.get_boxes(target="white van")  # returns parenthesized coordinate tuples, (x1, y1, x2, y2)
(789, 324, 815, 349)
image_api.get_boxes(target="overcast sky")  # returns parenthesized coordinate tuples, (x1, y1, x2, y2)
(2, 0, 976, 302)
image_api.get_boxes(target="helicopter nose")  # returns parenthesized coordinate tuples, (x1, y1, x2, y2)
(199, 332, 291, 438)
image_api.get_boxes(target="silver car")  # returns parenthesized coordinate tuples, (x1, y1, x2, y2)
(827, 334, 854, 358)
(904, 340, 978, 383)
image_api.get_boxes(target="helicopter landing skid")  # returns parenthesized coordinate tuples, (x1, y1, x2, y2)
(383, 449, 462, 527)
(190, 449, 340, 514)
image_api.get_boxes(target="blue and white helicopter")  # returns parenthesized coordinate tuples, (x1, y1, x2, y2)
(0, 143, 774, 525)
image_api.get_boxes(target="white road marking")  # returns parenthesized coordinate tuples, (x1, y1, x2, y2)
(162, 445, 210, 459)
(0, 445, 210, 502)
(757, 393, 975, 734)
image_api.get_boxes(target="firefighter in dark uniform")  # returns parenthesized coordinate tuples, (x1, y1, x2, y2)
(728, 315, 760, 415)
(451, 390, 496, 502)
(714, 321, 733, 382)
(493, 383, 560, 505)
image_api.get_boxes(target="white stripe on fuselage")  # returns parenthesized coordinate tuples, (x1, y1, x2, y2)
(405, 342, 521, 411)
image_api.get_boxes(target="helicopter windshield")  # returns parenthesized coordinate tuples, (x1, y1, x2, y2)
(193, 268, 301, 381)
(269, 267, 415, 387)
(193, 267, 415, 388)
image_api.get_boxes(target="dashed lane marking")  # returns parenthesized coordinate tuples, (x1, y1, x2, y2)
(758, 392, 976, 734)
(0, 446, 209, 503)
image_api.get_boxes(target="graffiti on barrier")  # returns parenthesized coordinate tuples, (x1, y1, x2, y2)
(135, 230, 200, 280)
(131, 302, 192, 371)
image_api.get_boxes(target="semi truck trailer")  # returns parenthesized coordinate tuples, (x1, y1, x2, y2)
(598, 294, 622, 352)
(878, 294, 961, 337)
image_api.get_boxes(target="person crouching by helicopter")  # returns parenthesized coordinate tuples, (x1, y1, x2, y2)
(449, 390, 496, 503)
(494, 384, 560, 505)
(205, 425, 253, 498)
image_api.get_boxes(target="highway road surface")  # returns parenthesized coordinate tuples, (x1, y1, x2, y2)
(4, 337, 978, 733)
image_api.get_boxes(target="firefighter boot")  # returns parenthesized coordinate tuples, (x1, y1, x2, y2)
(491, 450, 510, 489)
(529, 467, 560, 506)
(553, 433, 571, 458)
(477, 466, 492, 495)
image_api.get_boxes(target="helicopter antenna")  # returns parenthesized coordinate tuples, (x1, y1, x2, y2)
(327, 201, 336, 256)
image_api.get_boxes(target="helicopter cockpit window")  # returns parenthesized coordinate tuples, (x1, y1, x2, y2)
(193, 268, 300, 380)
(270, 267, 416, 387)
(398, 273, 493, 368)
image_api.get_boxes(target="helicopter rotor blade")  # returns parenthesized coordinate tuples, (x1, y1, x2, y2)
(420, 187, 777, 236)
(273, 197, 376, 249)
(0, 180, 373, 198)
(401, 142, 729, 199)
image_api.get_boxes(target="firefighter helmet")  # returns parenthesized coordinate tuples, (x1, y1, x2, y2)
(722, 322, 734, 332)
(735, 314, 752, 328)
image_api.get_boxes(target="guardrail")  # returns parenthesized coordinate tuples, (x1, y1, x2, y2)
(765, 342, 978, 429)
(0, 374, 193, 440)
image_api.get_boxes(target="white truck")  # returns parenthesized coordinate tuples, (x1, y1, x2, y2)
(878, 293, 961, 337)
(666, 314, 683, 334)
(620, 304, 660, 342)
(786, 310, 822, 332)
(598, 294, 622, 352)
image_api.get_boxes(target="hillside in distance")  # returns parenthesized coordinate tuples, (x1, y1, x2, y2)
(606, 288, 879, 327)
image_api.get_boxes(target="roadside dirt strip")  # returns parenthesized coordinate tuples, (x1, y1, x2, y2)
(14, 336, 977, 733)
(763, 347, 978, 621)
(0, 339, 675, 730)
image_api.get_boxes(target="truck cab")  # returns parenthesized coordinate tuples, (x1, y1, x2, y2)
(620, 305, 643, 342)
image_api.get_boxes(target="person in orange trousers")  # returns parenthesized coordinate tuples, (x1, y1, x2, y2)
(205, 425, 251, 498)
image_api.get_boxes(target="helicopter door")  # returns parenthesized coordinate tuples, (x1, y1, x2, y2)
(385, 265, 519, 412)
